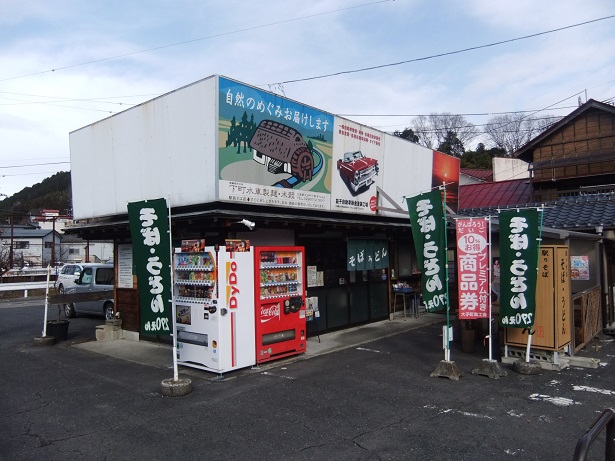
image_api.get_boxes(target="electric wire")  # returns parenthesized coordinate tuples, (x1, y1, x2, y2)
(0, 0, 393, 83)
(272, 14, 615, 85)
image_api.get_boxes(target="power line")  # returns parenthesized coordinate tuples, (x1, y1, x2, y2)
(272, 14, 615, 85)
(0, 0, 393, 83)
(338, 105, 579, 118)
(0, 170, 68, 178)
(0, 162, 70, 169)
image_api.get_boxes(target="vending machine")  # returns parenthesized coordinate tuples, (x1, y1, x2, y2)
(173, 241, 255, 373)
(254, 246, 307, 364)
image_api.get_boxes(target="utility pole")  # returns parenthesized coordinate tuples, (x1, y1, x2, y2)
(51, 216, 56, 267)
(9, 216, 14, 269)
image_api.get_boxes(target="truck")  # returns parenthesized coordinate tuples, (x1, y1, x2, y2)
(337, 150, 379, 195)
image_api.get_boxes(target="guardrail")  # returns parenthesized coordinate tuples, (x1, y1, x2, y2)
(573, 408, 615, 460)
(0, 281, 51, 297)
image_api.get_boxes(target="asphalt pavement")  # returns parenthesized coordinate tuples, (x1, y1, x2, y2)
(1, 298, 614, 461)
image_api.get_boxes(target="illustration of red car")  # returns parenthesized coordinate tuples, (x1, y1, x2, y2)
(337, 151, 379, 195)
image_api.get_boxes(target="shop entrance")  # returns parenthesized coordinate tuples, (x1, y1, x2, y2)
(300, 239, 389, 335)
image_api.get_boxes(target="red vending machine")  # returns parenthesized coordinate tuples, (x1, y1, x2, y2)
(254, 246, 307, 364)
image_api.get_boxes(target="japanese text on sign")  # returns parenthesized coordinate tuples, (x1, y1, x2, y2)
(138, 208, 170, 333)
(225, 89, 329, 132)
(128, 198, 172, 337)
(498, 209, 540, 328)
(456, 218, 489, 319)
(407, 189, 448, 312)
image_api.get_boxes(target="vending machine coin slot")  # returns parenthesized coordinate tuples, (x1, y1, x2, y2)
(177, 330, 208, 347)
(262, 329, 296, 345)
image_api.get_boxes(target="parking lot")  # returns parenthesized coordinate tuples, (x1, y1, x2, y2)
(1, 298, 614, 460)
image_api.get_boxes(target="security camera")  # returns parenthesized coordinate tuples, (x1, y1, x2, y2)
(239, 219, 255, 230)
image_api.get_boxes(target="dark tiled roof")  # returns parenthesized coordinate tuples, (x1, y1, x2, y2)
(460, 168, 493, 182)
(458, 193, 615, 231)
(458, 179, 531, 209)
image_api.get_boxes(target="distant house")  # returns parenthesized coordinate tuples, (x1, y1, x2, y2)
(0, 223, 62, 268)
(0, 210, 114, 269)
(516, 98, 615, 204)
(29, 209, 114, 264)
(458, 98, 615, 351)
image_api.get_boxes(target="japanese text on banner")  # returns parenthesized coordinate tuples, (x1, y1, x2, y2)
(127, 198, 172, 336)
(456, 218, 489, 319)
(498, 209, 540, 328)
(406, 189, 447, 312)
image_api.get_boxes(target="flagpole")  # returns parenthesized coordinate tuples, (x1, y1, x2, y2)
(407, 182, 462, 380)
(471, 214, 507, 379)
(442, 183, 451, 362)
(168, 198, 179, 382)
(525, 206, 545, 364)
(488, 216, 493, 362)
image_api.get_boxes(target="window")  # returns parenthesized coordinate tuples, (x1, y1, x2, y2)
(14, 241, 29, 249)
(69, 248, 80, 255)
(45, 242, 54, 248)
(81, 268, 93, 285)
(95, 268, 114, 285)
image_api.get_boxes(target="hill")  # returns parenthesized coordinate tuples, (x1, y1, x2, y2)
(0, 172, 72, 223)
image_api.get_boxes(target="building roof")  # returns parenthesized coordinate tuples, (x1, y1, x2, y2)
(458, 179, 532, 209)
(515, 98, 615, 162)
(459, 192, 615, 232)
(460, 168, 493, 182)
(0, 228, 58, 239)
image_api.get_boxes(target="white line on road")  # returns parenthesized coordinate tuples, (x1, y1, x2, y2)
(356, 347, 389, 354)
(529, 394, 580, 406)
(572, 385, 615, 395)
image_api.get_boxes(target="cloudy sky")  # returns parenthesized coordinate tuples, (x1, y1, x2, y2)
(1, 0, 614, 198)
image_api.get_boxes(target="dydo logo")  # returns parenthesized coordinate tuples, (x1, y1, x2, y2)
(260, 303, 281, 323)
(225, 260, 240, 310)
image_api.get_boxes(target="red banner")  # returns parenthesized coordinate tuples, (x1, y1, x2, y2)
(456, 218, 489, 319)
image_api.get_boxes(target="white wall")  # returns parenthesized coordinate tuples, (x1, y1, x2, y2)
(493, 157, 530, 182)
(70, 76, 218, 220)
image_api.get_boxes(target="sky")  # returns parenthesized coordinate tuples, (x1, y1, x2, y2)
(1, 0, 614, 199)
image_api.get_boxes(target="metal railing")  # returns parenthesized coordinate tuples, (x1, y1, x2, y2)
(573, 408, 615, 460)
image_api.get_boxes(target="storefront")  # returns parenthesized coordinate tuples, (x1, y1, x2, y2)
(67, 75, 459, 338)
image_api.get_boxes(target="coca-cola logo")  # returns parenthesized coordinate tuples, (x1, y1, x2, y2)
(260, 303, 280, 323)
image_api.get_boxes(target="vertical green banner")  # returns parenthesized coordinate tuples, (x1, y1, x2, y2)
(407, 190, 447, 312)
(127, 198, 172, 336)
(498, 209, 539, 328)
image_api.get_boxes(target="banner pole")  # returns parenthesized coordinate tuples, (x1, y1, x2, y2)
(525, 206, 544, 363)
(43, 264, 51, 337)
(168, 198, 179, 382)
(488, 216, 493, 362)
(443, 183, 451, 362)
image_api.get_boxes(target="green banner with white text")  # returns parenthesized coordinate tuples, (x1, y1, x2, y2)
(127, 198, 172, 336)
(406, 189, 447, 312)
(498, 209, 539, 328)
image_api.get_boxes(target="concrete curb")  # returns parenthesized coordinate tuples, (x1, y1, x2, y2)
(33, 336, 55, 346)
(160, 377, 193, 397)
(513, 359, 543, 375)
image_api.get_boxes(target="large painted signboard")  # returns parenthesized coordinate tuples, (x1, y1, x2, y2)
(331, 119, 384, 213)
(71, 75, 460, 220)
(218, 77, 334, 211)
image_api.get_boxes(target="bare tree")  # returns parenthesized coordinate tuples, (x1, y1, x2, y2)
(411, 115, 434, 148)
(484, 113, 561, 155)
(411, 113, 479, 150)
